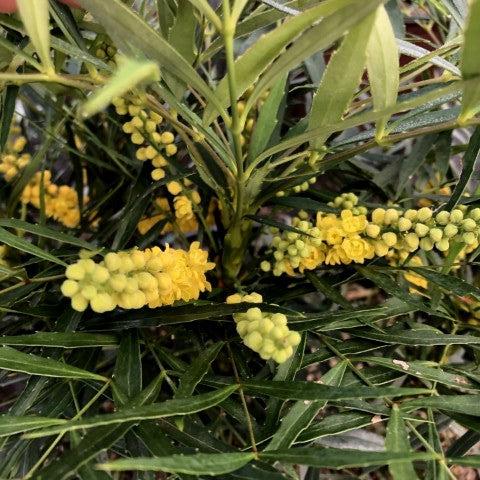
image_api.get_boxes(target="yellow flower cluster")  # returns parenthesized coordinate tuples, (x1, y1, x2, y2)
(21, 171, 82, 228)
(112, 94, 176, 181)
(61, 242, 215, 313)
(226, 292, 301, 363)
(137, 179, 207, 235)
(265, 193, 480, 276)
(0, 126, 30, 182)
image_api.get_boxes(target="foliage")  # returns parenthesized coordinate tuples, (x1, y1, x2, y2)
(0, 0, 479, 478)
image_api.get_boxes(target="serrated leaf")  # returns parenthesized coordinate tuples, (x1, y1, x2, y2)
(0, 346, 106, 381)
(25, 386, 238, 438)
(97, 452, 255, 475)
(0, 332, 117, 348)
(308, 10, 375, 149)
(386, 405, 419, 480)
(17, 0, 54, 74)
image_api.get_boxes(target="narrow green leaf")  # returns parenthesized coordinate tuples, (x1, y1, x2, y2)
(0, 219, 95, 250)
(0, 332, 117, 348)
(308, 11, 375, 149)
(444, 126, 480, 210)
(265, 361, 347, 450)
(0, 416, 66, 437)
(25, 386, 238, 438)
(113, 330, 142, 401)
(260, 447, 436, 468)
(0, 346, 107, 381)
(234, 380, 430, 400)
(459, 0, 480, 121)
(354, 330, 480, 346)
(448, 456, 480, 467)
(366, 4, 399, 140)
(203, 0, 370, 124)
(0, 86, 18, 152)
(169, 0, 197, 65)
(77, 0, 226, 120)
(401, 395, 480, 416)
(0, 226, 67, 266)
(176, 342, 223, 398)
(248, 74, 287, 161)
(80, 58, 160, 118)
(17, 0, 54, 74)
(97, 452, 255, 475)
(386, 405, 419, 480)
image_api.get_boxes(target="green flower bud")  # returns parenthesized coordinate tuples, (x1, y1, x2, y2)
(260, 261, 271, 272)
(463, 218, 477, 232)
(415, 223, 429, 237)
(435, 239, 450, 252)
(435, 210, 450, 225)
(443, 224, 458, 238)
(286, 232, 299, 241)
(287, 246, 298, 257)
(419, 237, 434, 251)
(298, 210, 309, 220)
(343, 200, 354, 209)
(398, 217, 412, 232)
(450, 209, 464, 223)
(295, 239, 305, 249)
(273, 251, 284, 261)
(429, 228, 443, 242)
(417, 207, 433, 222)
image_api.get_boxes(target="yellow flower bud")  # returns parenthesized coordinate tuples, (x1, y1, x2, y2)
(404, 209, 417, 221)
(260, 261, 271, 272)
(165, 144, 177, 156)
(91, 293, 115, 313)
(167, 181, 182, 195)
(382, 232, 397, 247)
(244, 331, 263, 351)
(372, 208, 385, 225)
(436, 239, 450, 251)
(419, 237, 434, 251)
(443, 224, 458, 238)
(246, 307, 263, 322)
(404, 233, 419, 251)
(109, 273, 127, 292)
(415, 223, 429, 237)
(374, 241, 389, 257)
(435, 210, 450, 225)
(91, 265, 110, 284)
(131, 132, 144, 145)
(160, 132, 175, 144)
(450, 209, 464, 223)
(417, 207, 432, 222)
(227, 293, 242, 304)
(384, 209, 399, 225)
(429, 228, 443, 242)
(66, 262, 85, 280)
(71, 294, 88, 312)
(463, 232, 477, 245)
(469, 208, 480, 221)
(61, 279, 79, 297)
(463, 218, 477, 232)
(151, 168, 165, 180)
(366, 224, 380, 238)
(398, 217, 412, 232)
(105, 252, 121, 272)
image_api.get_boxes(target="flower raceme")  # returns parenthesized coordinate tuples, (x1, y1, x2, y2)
(227, 292, 301, 363)
(61, 242, 215, 313)
(265, 193, 480, 276)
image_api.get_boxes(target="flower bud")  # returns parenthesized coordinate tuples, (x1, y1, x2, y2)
(260, 261, 271, 272)
(443, 224, 458, 238)
(435, 210, 450, 225)
(415, 223, 429, 237)
(429, 228, 443, 242)
(435, 239, 450, 252)
(419, 237, 434, 251)
(384, 209, 399, 225)
(404, 209, 417, 221)
(366, 224, 380, 238)
(450, 209, 464, 223)
(404, 233, 419, 251)
(372, 208, 386, 225)
(417, 207, 432, 222)
(382, 232, 397, 247)
(469, 208, 480, 221)
(398, 217, 412, 232)
(462, 218, 477, 232)
(463, 232, 477, 245)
